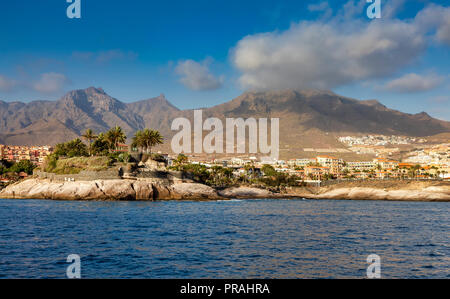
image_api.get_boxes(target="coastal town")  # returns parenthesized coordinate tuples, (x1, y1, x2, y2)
(0, 145, 54, 184)
(192, 145, 450, 182)
(0, 145, 53, 165)
(1, 134, 449, 186)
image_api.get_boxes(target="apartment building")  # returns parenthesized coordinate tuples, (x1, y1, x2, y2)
(287, 158, 316, 167)
(347, 161, 377, 171)
(305, 166, 330, 179)
(316, 156, 344, 175)
(374, 158, 399, 170)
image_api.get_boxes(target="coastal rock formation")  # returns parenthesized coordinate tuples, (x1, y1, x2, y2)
(133, 181, 154, 200)
(218, 187, 273, 198)
(51, 181, 105, 200)
(314, 186, 450, 201)
(1, 178, 449, 202)
(0, 179, 222, 201)
(171, 183, 220, 200)
(96, 180, 136, 200)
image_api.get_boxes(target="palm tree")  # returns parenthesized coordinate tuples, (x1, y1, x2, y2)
(131, 130, 144, 152)
(131, 129, 164, 154)
(105, 126, 126, 151)
(81, 128, 98, 156)
(141, 129, 152, 153)
(148, 129, 163, 154)
(142, 129, 163, 154)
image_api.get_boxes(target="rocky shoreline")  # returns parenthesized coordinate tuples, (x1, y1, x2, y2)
(0, 179, 221, 201)
(307, 180, 450, 202)
(0, 178, 449, 202)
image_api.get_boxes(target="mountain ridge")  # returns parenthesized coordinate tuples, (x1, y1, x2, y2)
(0, 87, 449, 159)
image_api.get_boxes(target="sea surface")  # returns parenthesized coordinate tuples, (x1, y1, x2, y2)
(0, 198, 448, 279)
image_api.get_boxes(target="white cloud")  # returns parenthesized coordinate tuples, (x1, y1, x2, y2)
(0, 75, 17, 92)
(437, 20, 450, 45)
(233, 20, 424, 90)
(415, 4, 450, 45)
(231, 2, 449, 91)
(384, 73, 444, 93)
(32, 72, 69, 94)
(175, 59, 223, 91)
(383, 0, 406, 19)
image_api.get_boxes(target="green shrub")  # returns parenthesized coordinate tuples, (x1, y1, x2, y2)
(107, 152, 130, 166)
(8, 160, 36, 175)
(54, 138, 89, 158)
(0, 165, 7, 175)
(91, 137, 110, 156)
(261, 164, 277, 176)
(42, 156, 110, 174)
(258, 172, 300, 187)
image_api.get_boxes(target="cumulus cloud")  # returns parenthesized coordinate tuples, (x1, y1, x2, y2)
(32, 72, 69, 94)
(233, 20, 425, 90)
(231, 1, 449, 91)
(384, 73, 444, 93)
(175, 59, 223, 91)
(382, 0, 406, 19)
(415, 4, 450, 45)
(437, 20, 450, 45)
(0, 75, 17, 92)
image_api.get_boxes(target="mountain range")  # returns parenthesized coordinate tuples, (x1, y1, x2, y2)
(1, 87, 449, 159)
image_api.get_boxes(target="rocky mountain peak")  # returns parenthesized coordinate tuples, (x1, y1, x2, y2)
(59, 87, 125, 113)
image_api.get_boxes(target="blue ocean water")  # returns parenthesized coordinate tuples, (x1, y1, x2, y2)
(0, 198, 448, 279)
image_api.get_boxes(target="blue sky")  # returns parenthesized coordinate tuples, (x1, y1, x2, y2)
(0, 0, 449, 120)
